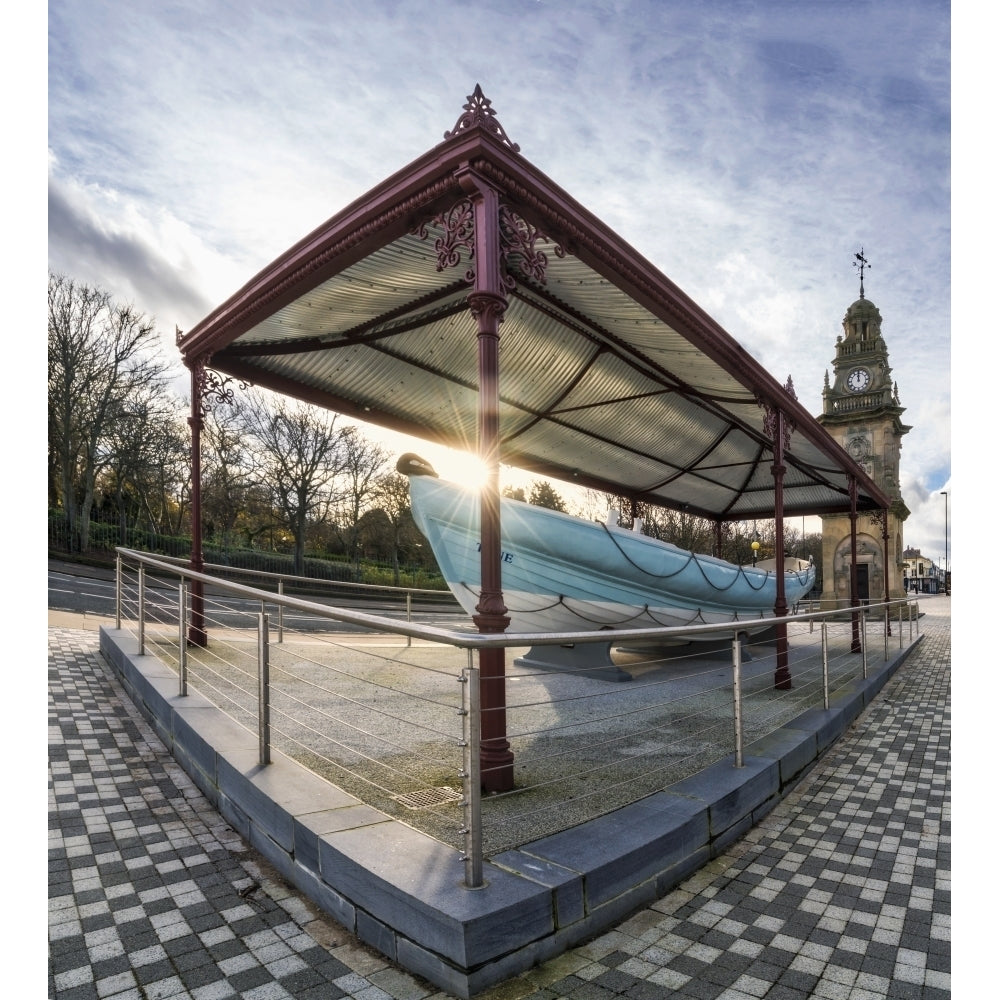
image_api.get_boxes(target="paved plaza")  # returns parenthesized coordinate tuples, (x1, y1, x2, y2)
(48, 602, 951, 999)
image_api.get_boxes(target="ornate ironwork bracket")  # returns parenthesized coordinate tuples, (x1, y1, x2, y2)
(758, 376, 797, 452)
(417, 199, 477, 280)
(868, 508, 888, 535)
(444, 84, 520, 152)
(191, 356, 247, 419)
(498, 205, 566, 288)
(416, 200, 565, 288)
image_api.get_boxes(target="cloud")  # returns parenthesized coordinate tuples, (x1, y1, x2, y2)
(48, 174, 209, 327)
(46, 157, 264, 345)
(45, 0, 951, 558)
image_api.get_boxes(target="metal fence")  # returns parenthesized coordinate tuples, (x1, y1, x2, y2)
(49, 514, 446, 589)
(113, 547, 920, 888)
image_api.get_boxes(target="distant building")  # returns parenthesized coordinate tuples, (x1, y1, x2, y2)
(901, 547, 944, 595)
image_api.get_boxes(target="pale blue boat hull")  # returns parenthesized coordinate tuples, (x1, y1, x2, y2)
(407, 473, 816, 634)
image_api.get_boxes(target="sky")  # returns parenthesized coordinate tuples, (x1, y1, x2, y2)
(42, 0, 955, 565)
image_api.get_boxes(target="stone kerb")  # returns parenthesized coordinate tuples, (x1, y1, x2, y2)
(97, 625, 921, 998)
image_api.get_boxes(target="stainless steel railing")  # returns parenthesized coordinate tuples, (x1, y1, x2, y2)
(113, 547, 921, 887)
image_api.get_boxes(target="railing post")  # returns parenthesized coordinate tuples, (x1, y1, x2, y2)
(883, 607, 889, 661)
(179, 581, 188, 696)
(899, 603, 904, 648)
(258, 612, 270, 766)
(406, 592, 413, 648)
(460, 652, 484, 888)
(138, 564, 146, 656)
(732, 633, 744, 768)
(860, 607, 868, 678)
(115, 553, 122, 630)
(821, 622, 829, 710)
(277, 579, 284, 644)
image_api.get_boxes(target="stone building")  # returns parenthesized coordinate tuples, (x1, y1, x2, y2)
(816, 278, 911, 607)
(902, 547, 944, 595)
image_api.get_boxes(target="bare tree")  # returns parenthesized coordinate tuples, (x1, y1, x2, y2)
(329, 427, 390, 576)
(201, 403, 260, 552)
(372, 470, 422, 584)
(100, 384, 189, 544)
(642, 507, 716, 552)
(48, 272, 169, 551)
(241, 391, 346, 576)
(571, 487, 617, 523)
(148, 413, 194, 538)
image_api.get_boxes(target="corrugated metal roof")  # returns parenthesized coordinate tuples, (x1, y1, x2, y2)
(179, 94, 889, 522)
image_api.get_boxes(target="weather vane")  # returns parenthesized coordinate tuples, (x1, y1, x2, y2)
(853, 247, 870, 299)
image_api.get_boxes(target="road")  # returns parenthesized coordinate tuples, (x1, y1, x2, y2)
(48, 560, 467, 634)
(49, 562, 119, 619)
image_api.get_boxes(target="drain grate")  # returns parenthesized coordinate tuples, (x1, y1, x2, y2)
(393, 786, 463, 811)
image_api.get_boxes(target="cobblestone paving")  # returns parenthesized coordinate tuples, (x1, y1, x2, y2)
(48, 603, 950, 999)
(494, 604, 951, 1000)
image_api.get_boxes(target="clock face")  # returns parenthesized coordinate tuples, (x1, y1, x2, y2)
(846, 367, 871, 393)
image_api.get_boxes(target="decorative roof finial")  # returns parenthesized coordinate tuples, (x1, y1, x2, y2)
(444, 84, 520, 152)
(853, 247, 870, 299)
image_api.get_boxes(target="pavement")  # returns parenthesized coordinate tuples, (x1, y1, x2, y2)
(48, 600, 951, 999)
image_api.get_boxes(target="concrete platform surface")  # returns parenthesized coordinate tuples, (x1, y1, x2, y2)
(48, 600, 951, 999)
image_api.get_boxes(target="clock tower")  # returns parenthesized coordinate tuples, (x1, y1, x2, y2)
(816, 252, 911, 608)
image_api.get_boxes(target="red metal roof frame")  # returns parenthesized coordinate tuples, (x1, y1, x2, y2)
(178, 87, 889, 522)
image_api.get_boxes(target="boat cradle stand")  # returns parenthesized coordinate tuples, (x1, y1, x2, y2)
(514, 641, 633, 681)
(514, 631, 757, 681)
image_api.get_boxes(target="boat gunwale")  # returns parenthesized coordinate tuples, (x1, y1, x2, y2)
(408, 474, 816, 622)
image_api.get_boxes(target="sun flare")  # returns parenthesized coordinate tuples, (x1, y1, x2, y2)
(435, 452, 490, 491)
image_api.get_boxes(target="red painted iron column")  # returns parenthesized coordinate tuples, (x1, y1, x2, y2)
(460, 168, 514, 792)
(186, 359, 208, 647)
(849, 477, 861, 653)
(882, 510, 892, 636)
(771, 409, 791, 690)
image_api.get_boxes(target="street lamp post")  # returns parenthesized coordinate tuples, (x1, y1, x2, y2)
(940, 491, 949, 595)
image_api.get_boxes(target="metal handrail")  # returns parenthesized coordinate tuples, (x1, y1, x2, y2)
(115, 547, 915, 653)
(146, 550, 451, 599)
(115, 545, 921, 888)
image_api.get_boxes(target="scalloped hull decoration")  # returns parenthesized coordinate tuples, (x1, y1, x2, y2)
(404, 463, 815, 635)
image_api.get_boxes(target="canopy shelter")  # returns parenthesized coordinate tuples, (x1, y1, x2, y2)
(178, 87, 890, 790)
